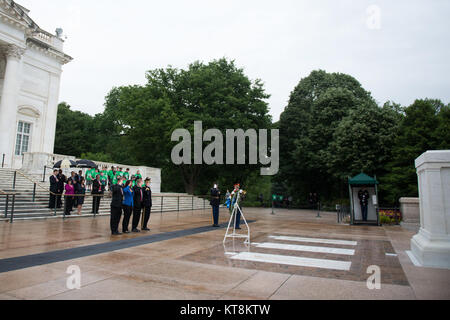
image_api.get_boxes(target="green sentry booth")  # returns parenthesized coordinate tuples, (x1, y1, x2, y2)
(348, 173, 380, 226)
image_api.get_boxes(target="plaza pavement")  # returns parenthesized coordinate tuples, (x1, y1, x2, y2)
(0, 207, 449, 300)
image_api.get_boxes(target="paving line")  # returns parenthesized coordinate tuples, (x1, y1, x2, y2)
(255, 242, 355, 256)
(230, 252, 352, 271)
(269, 235, 357, 246)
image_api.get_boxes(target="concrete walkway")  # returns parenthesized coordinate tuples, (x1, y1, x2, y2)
(0, 208, 448, 300)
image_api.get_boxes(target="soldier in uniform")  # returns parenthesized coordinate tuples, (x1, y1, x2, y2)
(110, 177, 124, 235)
(210, 183, 221, 227)
(358, 188, 370, 221)
(132, 178, 144, 232)
(230, 183, 244, 230)
(141, 178, 152, 231)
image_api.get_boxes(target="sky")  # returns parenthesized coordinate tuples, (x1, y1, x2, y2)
(18, 0, 450, 122)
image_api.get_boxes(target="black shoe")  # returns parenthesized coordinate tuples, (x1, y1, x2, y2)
(142, 228, 150, 231)
(213, 224, 220, 228)
(132, 229, 141, 233)
(235, 227, 241, 230)
(112, 232, 122, 235)
(123, 230, 130, 234)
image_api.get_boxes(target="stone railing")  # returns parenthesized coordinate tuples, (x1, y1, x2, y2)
(32, 30, 64, 51)
(399, 197, 420, 231)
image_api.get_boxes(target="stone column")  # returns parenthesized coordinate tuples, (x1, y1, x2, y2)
(410, 150, 450, 269)
(400, 197, 420, 232)
(0, 44, 25, 167)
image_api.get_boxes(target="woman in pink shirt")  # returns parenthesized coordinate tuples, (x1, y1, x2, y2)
(65, 180, 75, 216)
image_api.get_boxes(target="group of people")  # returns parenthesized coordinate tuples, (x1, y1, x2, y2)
(110, 176, 153, 235)
(85, 166, 143, 192)
(49, 166, 146, 219)
(49, 169, 87, 216)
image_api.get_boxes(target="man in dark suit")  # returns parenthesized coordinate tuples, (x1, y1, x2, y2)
(210, 183, 221, 227)
(110, 177, 124, 235)
(132, 178, 144, 233)
(56, 169, 66, 208)
(92, 175, 103, 214)
(48, 170, 59, 208)
(141, 178, 152, 231)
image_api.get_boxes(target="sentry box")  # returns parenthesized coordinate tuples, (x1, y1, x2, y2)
(348, 173, 380, 226)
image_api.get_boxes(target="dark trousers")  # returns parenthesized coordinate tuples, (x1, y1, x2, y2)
(92, 195, 101, 213)
(212, 205, 219, 225)
(361, 205, 368, 221)
(110, 205, 122, 233)
(49, 193, 56, 208)
(143, 206, 152, 229)
(132, 207, 142, 230)
(57, 194, 62, 208)
(64, 196, 73, 215)
(235, 208, 242, 228)
(122, 205, 133, 232)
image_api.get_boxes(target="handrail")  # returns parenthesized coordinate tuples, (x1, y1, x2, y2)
(0, 188, 17, 196)
(16, 170, 48, 191)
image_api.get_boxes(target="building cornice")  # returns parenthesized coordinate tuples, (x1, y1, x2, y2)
(0, 0, 72, 65)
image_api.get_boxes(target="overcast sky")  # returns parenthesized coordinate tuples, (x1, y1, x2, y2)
(19, 0, 450, 121)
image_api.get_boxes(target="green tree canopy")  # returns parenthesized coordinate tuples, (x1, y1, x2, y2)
(103, 58, 273, 194)
(277, 70, 385, 201)
(381, 99, 450, 204)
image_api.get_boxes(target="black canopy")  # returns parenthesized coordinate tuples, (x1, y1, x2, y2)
(53, 159, 77, 168)
(76, 159, 98, 168)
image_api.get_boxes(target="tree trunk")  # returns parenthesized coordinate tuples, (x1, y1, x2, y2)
(180, 165, 201, 195)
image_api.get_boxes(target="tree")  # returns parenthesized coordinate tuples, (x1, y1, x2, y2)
(278, 70, 378, 202)
(328, 102, 402, 180)
(103, 58, 272, 194)
(54, 102, 95, 157)
(381, 99, 449, 204)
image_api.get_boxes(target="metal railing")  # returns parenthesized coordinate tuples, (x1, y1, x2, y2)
(1, 189, 17, 223)
(13, 170, 53, 203)
(336, 204, 351, 224)
(1, 186, 218, 223)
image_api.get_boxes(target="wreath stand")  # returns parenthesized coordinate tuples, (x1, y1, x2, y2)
(223, 192, 251, 245)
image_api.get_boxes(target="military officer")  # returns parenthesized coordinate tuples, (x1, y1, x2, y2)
(230, 183, 244, 230)
(358, 188, 370, 221)
(210, 183, 221, 227)
(132, 178, 144, 232)
(141, 178, 152, 231)
(110, 177, 124, 235)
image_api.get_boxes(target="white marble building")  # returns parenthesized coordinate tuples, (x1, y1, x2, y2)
(0, 0, 72, 169)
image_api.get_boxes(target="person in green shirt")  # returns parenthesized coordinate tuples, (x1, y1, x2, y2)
(135, 170, 142, 180)
(124, 168, 130, 181)
(100, 172, 108, 191)
(117, 168, 123, 180)
(86, 168, 94, 191)
(93, 168, 100, 180)
(112, 172, 118, 186)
